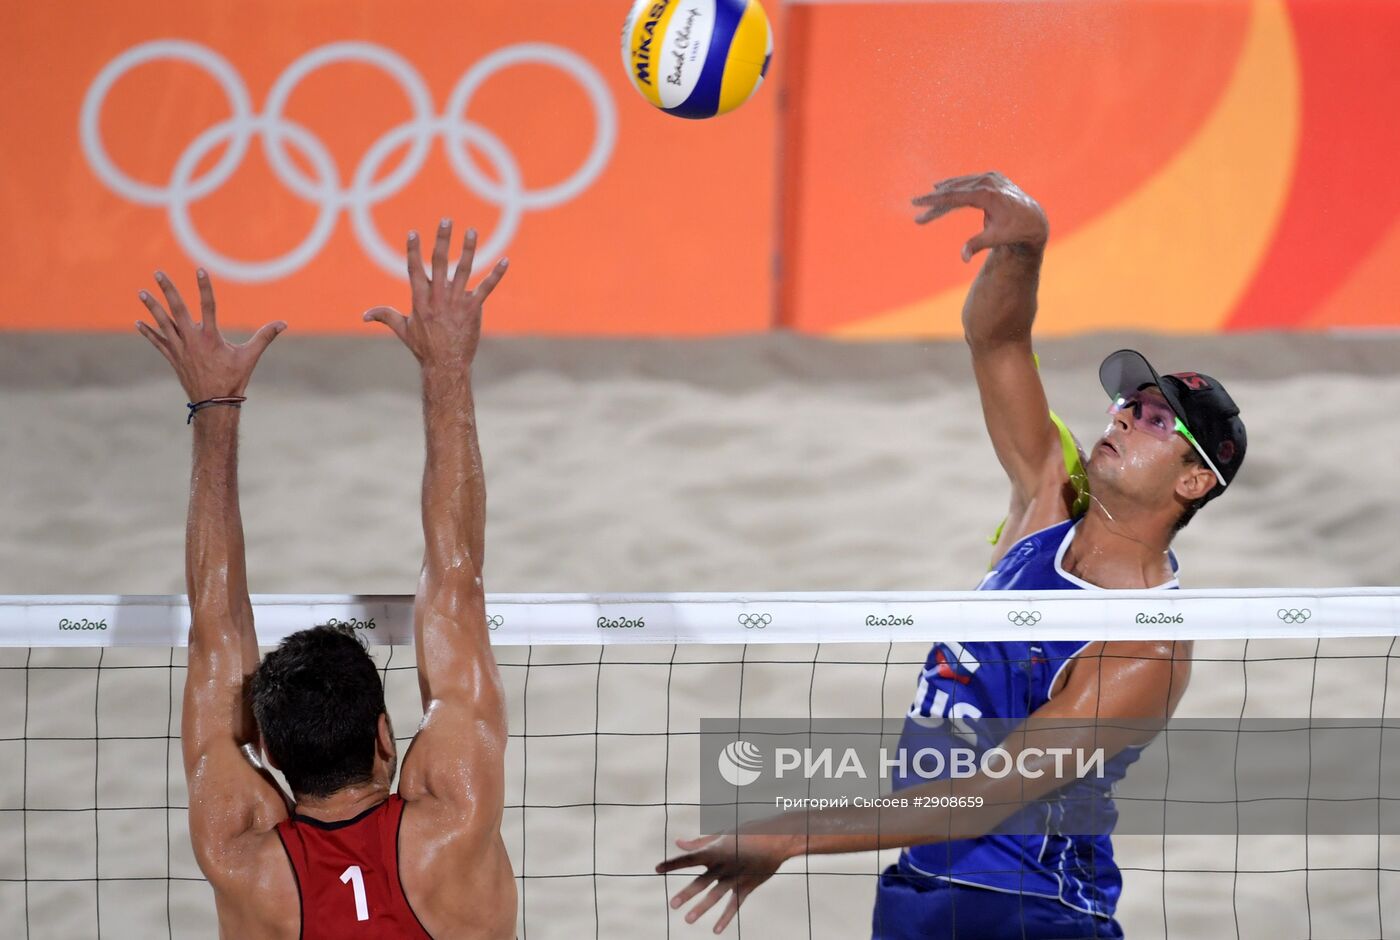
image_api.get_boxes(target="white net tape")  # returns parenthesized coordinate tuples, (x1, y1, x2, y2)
(2, 588, 1396, 647)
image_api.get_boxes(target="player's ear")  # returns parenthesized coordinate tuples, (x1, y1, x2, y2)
(1176, 461, 1215, 503)
(376, 713, 394, 760)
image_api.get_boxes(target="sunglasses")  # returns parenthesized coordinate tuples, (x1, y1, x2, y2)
(1108, 394, 1227, 489)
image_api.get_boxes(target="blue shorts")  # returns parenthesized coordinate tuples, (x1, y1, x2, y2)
(872, 862, 1124, 940)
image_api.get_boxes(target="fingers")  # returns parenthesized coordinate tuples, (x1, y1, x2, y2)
(451, 227, 478, 294)
(912, 172, 1000, 203)
(406, 231, 428, 302)
(909, 188, 991, 217)
(684, 881, 729, 925)
(245, 320, 287, 359)
(911, 172, 1004, 222)
(363, 305, 410, 343)
(911, 188, 954, 207)
(134, 320, 177, 369)
(668, 872, 716, 910)
(656, 851, 703, 875)
(936, 172, 992, 190)
(712, 889, 747, 933)
(472, 257, 509, 302)
(137, 289, 179, 338)
(658, 834, 721, 873)
(913, 203, 961, 226)
(195, 268, 217, 332)
(962, 230, 995, 263)
(911, 177, 973, 205)
(154, 271, 194, 330)
(430, 218, 452, 297)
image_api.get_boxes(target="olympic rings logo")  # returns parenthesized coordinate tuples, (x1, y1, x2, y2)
(486, 614, 504, 631)
(1006, 611, 1042, 626)
(738, 614, 772, 629)
(1277, 608, 1312, 624)
(80, 39, 617, 282)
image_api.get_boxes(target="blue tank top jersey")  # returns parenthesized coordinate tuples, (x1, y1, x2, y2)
(893, 516, 1179, 919)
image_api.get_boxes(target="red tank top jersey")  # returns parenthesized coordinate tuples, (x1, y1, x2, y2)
(275, 794, 432, 939)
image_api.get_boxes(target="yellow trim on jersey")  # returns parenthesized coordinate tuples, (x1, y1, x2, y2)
(986, 353, 1091, 553)
(1059, 411, 1092, 517)
(717, 0, 771, 115)
(987, 410, 1090, 549)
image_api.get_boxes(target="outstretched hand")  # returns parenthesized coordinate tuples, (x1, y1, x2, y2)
(134, 269, 285, 401)
(363, 219, 508, 369)
(656, 831, 795, 933)
(912, 171, 1049, 263)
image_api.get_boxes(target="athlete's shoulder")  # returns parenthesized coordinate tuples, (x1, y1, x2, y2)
(205, 830, 301, 939)
(398, 805, 518, 939)
(996, 515, 1079, 563)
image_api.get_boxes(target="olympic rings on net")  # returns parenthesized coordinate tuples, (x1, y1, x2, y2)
(1276, 608, 1312, 624)
(1006, 610, 1042, 626)
(79, 39, 617, 282)
(486, 614, 505, 630)
(738, 614, 772, 629)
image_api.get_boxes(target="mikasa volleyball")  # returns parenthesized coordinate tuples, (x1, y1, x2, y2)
(622, 0, 773, 119)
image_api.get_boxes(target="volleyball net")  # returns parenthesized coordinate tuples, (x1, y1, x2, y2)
(3, 589, 1399, 939)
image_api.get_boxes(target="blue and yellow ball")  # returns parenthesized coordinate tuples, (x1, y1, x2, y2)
(621, 0, 773, 119)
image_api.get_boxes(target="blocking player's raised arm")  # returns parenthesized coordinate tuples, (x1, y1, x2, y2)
(134, 270, 289, 874)
(363, 220, 510, 811)
(913, 174, 1065, 522)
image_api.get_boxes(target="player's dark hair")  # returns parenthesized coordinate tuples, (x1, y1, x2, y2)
(250, 624, 385, 798)
(1173, 449, 1209, 533)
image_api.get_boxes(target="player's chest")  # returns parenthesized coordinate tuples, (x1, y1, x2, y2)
(909, 641, 1063, 741)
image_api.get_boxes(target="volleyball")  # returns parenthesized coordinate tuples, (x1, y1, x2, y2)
(621, 0, 772, 119)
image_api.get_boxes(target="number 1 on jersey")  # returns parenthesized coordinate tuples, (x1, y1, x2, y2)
(339, 865, 370, 921)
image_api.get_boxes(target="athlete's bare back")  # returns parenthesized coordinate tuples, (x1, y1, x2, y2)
(194, 791, 515, 939)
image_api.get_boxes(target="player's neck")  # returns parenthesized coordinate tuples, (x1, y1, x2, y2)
(1067, 501, 1175, 588)
(292, 779, 393, 823)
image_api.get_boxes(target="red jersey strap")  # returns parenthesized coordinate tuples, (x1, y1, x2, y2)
(275, 794, 432, 939)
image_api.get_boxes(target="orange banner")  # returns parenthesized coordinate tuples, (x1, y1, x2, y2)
(4, 1, 1399, 337)
(778, 0, 1400, 337)
(0, 0, 776, 334)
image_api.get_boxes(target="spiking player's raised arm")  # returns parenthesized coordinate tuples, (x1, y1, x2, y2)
(660, 173, 1244, 939)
